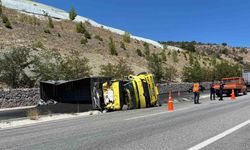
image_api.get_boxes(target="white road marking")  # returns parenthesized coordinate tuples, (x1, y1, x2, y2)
(0, 105, 37, 112)
(188, 119, 250, 150)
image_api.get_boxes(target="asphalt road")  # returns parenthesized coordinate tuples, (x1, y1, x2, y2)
(0, 94, 249, 150)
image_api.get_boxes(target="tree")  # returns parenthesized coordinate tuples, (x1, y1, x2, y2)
(213, 61, 242, 80)
(222, 42, 227, 46)
(69, 7, 77, 21)
(164, 65, 177, 82)
(4, 19, 12, 29)
(76, 21, 86, 33)
(2, 15, 12, 29)
(123, 32, 131, 43)
(109, 37, 117, 55)
(33, 50, 92, 81)
(172, 50, 179, 62)
(62, 51, 92, 80)
(120, 41, 126, 50)
(160, 50, 166, 61)
(189, 52, 194, 65)
(33, 50, 65, 81)
(0, 48, 36, 88)
(99, 63, 116, 77)
(211, 53, 217, 66)
(99, 59, 134, 79)
(48, 16, 54, 28)
(182, 61, 204, 82)
(136, 49, 143, 57)
(148, 53, 163, 82)
(143, 42, 150, 60)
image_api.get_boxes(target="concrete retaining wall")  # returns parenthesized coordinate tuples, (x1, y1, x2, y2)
(158, 82, 211, 94)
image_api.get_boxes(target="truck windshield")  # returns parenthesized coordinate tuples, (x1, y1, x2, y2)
(224, 79, 239, 83)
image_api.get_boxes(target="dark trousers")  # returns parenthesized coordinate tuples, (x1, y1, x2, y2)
(219, 90, 223, 100)
(194, 92, 200, 104)
(210, 90, 215, 100)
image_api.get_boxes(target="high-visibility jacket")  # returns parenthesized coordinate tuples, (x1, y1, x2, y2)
(193, 83, 200, 92)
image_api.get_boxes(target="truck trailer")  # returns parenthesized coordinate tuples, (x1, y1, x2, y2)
(40, 73, 159, 111)
(243, 70, 250, 90)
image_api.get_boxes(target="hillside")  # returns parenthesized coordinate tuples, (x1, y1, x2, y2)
(0, 1, 188, 80)
(161, 41, 250, 65)
(0, 0, 248, 88)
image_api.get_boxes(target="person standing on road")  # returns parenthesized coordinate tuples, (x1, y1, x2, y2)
(210, 81, 216, 100)
(219, 81, 225, 101)
(192, 82, 203, 104)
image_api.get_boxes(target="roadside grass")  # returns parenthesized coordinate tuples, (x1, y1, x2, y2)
(26, 108, 39, 120)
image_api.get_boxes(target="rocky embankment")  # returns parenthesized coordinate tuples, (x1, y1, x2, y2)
(0, 88, 39, 109)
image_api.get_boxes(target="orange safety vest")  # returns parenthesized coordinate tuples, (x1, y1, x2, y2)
(193, 83, 200, 92)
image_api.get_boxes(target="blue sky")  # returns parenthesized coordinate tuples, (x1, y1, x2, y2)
(35, 0, 250, 47)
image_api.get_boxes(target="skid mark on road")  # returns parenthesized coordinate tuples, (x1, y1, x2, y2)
(188, 119, 250, 150)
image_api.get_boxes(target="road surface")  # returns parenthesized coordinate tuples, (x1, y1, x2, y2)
(0, 94, 249, 150)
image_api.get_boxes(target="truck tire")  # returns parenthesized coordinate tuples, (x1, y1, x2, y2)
(235, 90, 239, 96)
(243, 90, 247, 95)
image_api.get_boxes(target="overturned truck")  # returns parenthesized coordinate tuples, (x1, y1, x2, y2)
(40, 73, 159, 111)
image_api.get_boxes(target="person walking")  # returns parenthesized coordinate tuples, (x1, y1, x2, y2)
(210, 81, 216, 100)
(219, 81, 225, 101)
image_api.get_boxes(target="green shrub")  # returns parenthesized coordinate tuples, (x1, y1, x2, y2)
(220, 48, 229, 55)
(32, 40, 44, 49)
(123, 32, 131, 43)
(76, 21, 86, 33)
(147, 53, 163, 82)
(143, 42, 150, 59)
(4, 19, 12, 29)
(84, 31, 91, 39)
(26, 108, 39, 120)
(43, 28, 51, 34)
(2, 15, 12, 29)
(0, 47, 36, 88)
(94, 35, 103, 41)
(161, 50, 166, 61)
(109, 37, 117, 55)
(99, 59, 134, 79)
(69, 7, 77, 21)
(136, 49, 143, 57)
(164, 65, 177, 82)
(33, 50, 92, 81)
(189, 53, 194, 65)
(172, 51, 179, 62)
(1, 15, 8, 24)
(48, 16, 54, 28)
(120, 41, 126, 50)
(80, 37, 88, 45)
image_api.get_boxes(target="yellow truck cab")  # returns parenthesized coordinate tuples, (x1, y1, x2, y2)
(102, 73, 159, 111)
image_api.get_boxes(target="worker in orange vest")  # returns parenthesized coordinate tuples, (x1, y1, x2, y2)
(192, 82, 204, 104)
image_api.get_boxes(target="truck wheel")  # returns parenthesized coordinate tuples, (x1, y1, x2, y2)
(235, 90, 239, 96)
(243, 90, 247, 95)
